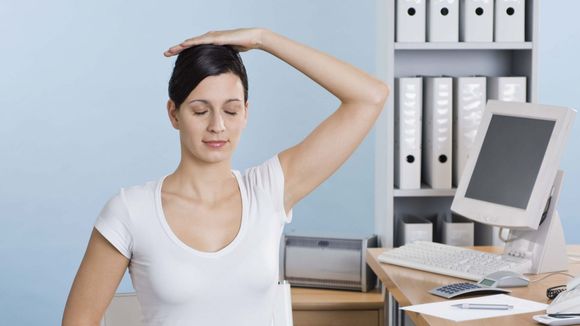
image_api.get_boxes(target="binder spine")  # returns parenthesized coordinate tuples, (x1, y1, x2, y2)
(396, 0, 426, 42)
(427, 0, 459, 42)
(453, 77, 486, 186)
(424, 77, 453, 189)
(460, 0, 494, 42)
(395, 77, 423, 189)
(494, 0, 526, 42)
(487, 76, 527, 102)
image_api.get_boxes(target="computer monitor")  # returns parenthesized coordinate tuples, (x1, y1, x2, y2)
(451, 100, 576, 274)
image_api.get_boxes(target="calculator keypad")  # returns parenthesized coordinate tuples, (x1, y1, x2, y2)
(429, 282, 510, 299)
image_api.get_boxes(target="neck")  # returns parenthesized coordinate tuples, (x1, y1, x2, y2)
(164, 153, 236, 205)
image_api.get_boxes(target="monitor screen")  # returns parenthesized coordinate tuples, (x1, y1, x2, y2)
(465, 114, 555, 209)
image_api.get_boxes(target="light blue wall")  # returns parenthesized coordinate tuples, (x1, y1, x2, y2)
(1, 1, 578, 325)
(538, 1, 580, 244)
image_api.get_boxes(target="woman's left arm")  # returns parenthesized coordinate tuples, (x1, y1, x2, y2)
(165, 28, 390, 215)
(259, 29, 390, 215)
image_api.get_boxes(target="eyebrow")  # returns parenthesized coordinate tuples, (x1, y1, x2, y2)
(188, 99, 242, 106)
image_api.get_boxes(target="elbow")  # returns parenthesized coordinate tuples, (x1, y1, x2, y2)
(342, 81, 390, 109)
(369, 82, 390, 108)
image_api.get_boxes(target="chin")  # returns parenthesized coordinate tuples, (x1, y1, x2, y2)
(185, 142, 237, 164)
(204, 155, 230, 164)
(198, 150, 233, 164)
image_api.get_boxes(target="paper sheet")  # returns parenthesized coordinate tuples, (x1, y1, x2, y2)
(401, 294, 547, 322)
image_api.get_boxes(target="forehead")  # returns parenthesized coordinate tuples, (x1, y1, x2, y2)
(187, 72, 244, 102)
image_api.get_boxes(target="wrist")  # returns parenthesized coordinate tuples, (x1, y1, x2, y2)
(256, 28, 273, 51)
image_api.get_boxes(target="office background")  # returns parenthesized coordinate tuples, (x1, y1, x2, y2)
(0, 1, 578, 324)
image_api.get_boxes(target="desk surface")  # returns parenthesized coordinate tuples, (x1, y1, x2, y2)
(367, 245, 580, 326)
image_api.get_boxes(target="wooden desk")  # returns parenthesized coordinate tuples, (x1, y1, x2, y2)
(367, 246, 580, 326)
(291, 287, 384, 326)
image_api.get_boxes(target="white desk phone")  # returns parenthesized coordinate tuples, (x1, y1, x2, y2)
(533, 276, 580, 325)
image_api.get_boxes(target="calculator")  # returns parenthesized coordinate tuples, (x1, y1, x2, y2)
(429, 282, 511, 299)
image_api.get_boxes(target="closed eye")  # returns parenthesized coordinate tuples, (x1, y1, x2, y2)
(225, 111, 237, 116)
(194, 111, 208, 115)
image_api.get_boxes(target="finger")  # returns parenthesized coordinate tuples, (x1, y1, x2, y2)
(163, 45, 183, 57)
(163, 42, 199, 57)
(181, 31, 222, 47)
(163, 32, 219, 57)
(164, 40, 201, 56)
(180, 36, 208, 48)
(168, 44, 185, 52)
(165, 39, 200, 56)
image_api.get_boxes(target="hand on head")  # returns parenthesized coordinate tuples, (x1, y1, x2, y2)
(164, 28, 265, 57)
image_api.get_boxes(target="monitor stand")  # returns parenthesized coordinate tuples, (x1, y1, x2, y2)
(502, 170, 569, 274)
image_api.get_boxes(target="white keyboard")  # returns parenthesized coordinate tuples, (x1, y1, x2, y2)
(378, 241, 530, 281)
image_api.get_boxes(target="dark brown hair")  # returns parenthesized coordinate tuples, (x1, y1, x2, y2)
(168, 44, 248, 109)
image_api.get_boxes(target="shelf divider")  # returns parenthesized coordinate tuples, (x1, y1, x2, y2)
(394, 42, 533, 50)
(394, 185, 457, 198)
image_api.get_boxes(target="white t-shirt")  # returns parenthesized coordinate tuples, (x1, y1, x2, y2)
(94, 155, 293, 326)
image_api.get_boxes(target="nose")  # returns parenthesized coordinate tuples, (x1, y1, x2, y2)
(208, 111, 225, 133)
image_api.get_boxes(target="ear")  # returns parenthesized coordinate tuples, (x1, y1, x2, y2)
(167, 99, 179, 129)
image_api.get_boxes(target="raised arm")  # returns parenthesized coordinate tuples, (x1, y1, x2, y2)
(165, 28, 390, 215)
(258, 30, 389, 214)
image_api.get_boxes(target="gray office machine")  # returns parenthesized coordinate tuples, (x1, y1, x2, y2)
(280, 233, 378, 292)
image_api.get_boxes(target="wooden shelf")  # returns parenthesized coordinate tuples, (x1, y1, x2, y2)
(394, 42, 533, 50)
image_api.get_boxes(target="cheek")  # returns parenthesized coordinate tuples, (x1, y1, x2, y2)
(180, 121, 205, 140)
(228, 120, 246, 135)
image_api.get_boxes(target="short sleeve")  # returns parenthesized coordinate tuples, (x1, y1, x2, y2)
(94, 189, 133, 259)
(247, 154, 293, 224)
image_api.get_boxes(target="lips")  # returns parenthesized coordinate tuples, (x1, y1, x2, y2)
(203, 140, 228, 148)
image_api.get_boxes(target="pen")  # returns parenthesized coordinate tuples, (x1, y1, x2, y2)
(547, 313, 580, 318)
(452, 303, 514, 310)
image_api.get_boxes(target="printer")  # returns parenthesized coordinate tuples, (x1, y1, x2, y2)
(280, 233, 378, 292)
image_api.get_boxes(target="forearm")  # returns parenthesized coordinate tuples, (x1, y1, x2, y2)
(62, 313, 100, 326)
(258, 29, 389, 106)
(62, 320, 99, 326)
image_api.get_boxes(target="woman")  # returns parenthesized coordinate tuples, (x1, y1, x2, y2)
(62, 28, 389, 325)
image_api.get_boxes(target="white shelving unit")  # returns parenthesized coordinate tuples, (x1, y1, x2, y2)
(374, 0, 539, 248)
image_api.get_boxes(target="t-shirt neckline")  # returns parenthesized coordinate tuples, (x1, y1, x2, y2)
(155, 170, 248, 258)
